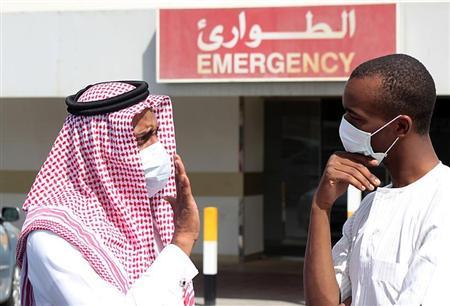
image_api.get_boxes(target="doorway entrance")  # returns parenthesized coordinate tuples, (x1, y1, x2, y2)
(263, 98, 388, 256)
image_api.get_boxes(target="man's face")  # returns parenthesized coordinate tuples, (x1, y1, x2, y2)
(132, 109, 159, 151)
(342, 76, 399, 155)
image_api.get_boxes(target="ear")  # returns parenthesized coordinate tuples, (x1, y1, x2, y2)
(396, 115, 412, 137)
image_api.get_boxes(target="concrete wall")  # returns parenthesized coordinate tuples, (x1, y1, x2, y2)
(174, 96, 265, 257)
(173, 97, 239, 172)
(0, 96, 247, 256)
(2, 3, 450, 97)
(0, 98, 66, 170)
(173, 97, 242, 256)
(397, 3, 450, 92)
(0, 98, 67, 225)
(1, 1, 449, 257)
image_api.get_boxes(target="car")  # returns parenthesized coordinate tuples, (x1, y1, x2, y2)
(0, 207, 20, 306)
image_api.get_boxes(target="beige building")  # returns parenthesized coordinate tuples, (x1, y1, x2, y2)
(1, 1, 450, 260)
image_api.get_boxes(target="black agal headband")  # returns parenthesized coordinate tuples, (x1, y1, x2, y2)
(65, 81, 149, 116)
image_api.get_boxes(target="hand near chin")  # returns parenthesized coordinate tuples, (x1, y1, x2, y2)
(165, 155, 200, 256)
(314, 152, 380, 211)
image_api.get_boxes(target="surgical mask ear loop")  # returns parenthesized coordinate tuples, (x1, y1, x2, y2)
(371, 114, 402, 136)
(383, 137, 400, 157)
(374, 115, 403, 160)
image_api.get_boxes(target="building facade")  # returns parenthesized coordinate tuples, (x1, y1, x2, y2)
(1, 1, 450, 259)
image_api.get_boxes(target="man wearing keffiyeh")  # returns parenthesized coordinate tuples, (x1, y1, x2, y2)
(16, 81, 199, 306)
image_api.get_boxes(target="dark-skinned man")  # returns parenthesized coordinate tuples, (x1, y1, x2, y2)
(304, 54, 450, 306)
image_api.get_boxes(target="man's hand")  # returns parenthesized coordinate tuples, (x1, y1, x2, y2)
(304, 153, 372, 306)
(314, 152, 380, 211)
(165, 155, 200, 256)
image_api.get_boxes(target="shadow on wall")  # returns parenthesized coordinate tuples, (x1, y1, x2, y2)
(142, 33, 157, 86)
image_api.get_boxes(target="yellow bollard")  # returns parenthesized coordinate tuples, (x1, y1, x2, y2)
(203, 207, 218, 305)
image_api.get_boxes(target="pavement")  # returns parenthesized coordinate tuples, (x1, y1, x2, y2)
(192, 256, 306, 306)
(195, 298, 303, 305)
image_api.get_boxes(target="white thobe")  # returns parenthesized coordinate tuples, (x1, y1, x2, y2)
(333, 162, 450, 306)
(25, 229, 198, 306)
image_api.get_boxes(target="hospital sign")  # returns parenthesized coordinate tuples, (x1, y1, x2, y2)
(157, 4, 396, 82)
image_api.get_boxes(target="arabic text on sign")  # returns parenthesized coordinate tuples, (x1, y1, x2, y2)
(197, 10, 356, 52)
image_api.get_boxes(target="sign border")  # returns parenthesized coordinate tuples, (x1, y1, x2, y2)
(156, 3, 397, 83)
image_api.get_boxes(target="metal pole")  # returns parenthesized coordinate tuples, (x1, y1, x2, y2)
(203, 207, 218, 305)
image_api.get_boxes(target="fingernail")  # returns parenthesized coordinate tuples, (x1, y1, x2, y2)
(375, 178, 381, 185)
(361, 186, 366, 191)
(369, 184, 374, 190)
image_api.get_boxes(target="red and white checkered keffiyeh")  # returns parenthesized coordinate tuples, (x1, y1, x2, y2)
(16, 82, 195, 305)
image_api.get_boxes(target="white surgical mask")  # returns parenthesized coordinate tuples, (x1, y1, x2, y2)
(339, 115, 401, 164)
(139, 141, 172, 197)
